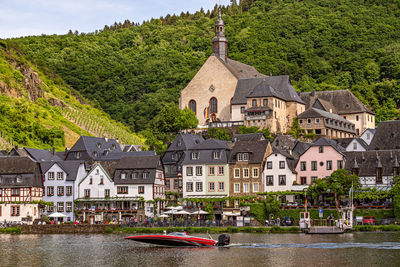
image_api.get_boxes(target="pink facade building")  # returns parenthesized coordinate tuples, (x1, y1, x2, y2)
(295, 138, 345, 185)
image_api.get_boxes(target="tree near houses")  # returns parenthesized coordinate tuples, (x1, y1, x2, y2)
(307, 169, 360, 216)
(391, 177, 400, 218)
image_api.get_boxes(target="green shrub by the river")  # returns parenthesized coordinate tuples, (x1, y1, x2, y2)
(0, 227, 21, 234)
(355, 225, 400, 232)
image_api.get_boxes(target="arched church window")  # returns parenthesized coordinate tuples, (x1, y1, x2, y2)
(210, 97, 218, 113)
(189, 100, 196, 114)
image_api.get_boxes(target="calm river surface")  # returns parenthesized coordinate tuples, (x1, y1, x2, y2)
(1, 232, 400, 267)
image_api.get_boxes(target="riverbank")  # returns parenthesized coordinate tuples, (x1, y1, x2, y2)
(2, 224, 400, 234)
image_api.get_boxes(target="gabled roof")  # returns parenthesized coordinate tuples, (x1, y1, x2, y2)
(298, 108, 356, 133)
(344, 150, 400, 176)
(312, 98, 336, 113)
(79, 163, 113, 185)
(0, 157, 42, 187)
(190, 139, 230, 150)
(247, 80, 286, 100)
(181, 149, 230, 165)
(299, 90, 373, 115)
(214, 55, 266, 80)
(292, 141, 312, 157)
(68, 135, 122, 155)
(334, 138, 369, 151)
(310, 137, 346, 154)
(165, 133, 205, 152)
(272, 135, 297, 151)
(269, 147, 298, 173)
(229, 140, 269, 164)
(369, 121, 400, 150)
(232, 76, 304, 105)
(0, 157, 39, 174)
(233, 133, 266, 142)
(40, 160, 84, 181)
(24, 147, 61, 162)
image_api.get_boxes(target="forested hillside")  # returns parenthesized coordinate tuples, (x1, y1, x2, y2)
(8, 0, 400, 146)
(0, 40, 145, 151)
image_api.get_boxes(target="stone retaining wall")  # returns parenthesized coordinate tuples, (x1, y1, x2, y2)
(21, 224, 120, 234)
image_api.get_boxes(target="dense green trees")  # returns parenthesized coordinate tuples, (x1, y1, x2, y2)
(7, 0, 400, 144)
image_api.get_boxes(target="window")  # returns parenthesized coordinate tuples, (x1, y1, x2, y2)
(186, 182, 193, 192)
(166, 180, 170, 190)
(100, 177, 104, 185)
(48, 172, 55, 180)
(241, 106, 245, 113)
(279, 175, 286, 185)
(57, 172, 64, 180)
(75, 152, 81, 159)
(234, 168, 240, 178)
(353, 142, 357, 150)
(213, 151, 221, 159)
(300, 161, 306, 171)
(327, 160, 332, 170)
(96, 169, 99, 175)
(121, 173, 126, 179)
(238, 153, 249, 161)
(218, 182, 224, 191)
(196, 182, 203, 192)
(300, 177, 307, 185)
(279, 161, 285, 169)
(319, 146, 324, 153)
(117, 186, 128, 194)
(252, 99, 257, 107)
(209, 167, 215, 175)
(263, 99, 268, 106)
(311, 176, 318, 183)
(243, 168, 249, 178)
(174, 179, 179, 189)
(253, 183, 259, 192)
(315, 118, 320, 123)
(105, 189, 110, 198)
(89, 177, 93, 184)
(356, 115, 359, 121)
(16, 176, 22, 183)
(138, 186, 145, 194)
(186, 167, 193, 176)
(218, 166, 224, 175)
(234, 183, 240, 193)
(299, 119, 303, 124)
(142, 172, 149, 179)
(253, 168, 259, 178)
(311, 161, 317, 171)
(11, 188, 20, 196)
(307, 119, 311, 124)
(66, 186, 72, 196)
(210, 97, 217, 113)
(196, 166, 202, 176)
(191, 152, 199, 160)
(57, 186, 64, 196)
(209, 182, 215, 191)
(57, 202, 64, 212)
(47, 187, 54, 196)
(11, 206, 20, 216)
(243, 183, 249, 193)
(84, 189, 90, 198)
(266, 176, 273, 186)
(66, 202, 72, 212)
(0, 189, 2, 197)
(337, 160, 344, 169)
(132, 172, 138, 179)
(189, 100, 196, 114)
(267, 161, 273, 169)
(47, 205, 54, 212)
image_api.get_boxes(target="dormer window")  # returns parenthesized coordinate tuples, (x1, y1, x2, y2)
(93, 151, 98, 157)
(252, 99, 257, 107)
(143, 172, 149, 179)
(16, 176, 22, 183)
(263, 99, 268, 106)
(121, 173, 126, 180)
(237, 153, 249, 161)
(75, 152, 81, 159)
(191, 152, 199, 160)
(319, 146, 324, 153)
(97, 142, 101, 149)
(177, 141, 182, 147)
(213, 151, 221, 159)
(132, 172, 138, 179)
(111, 143, 116, 149)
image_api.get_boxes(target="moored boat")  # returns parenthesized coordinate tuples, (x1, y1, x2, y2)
(125, 232, 230, 247)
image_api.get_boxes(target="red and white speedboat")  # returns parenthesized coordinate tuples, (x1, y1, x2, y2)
(125, 232, 230, 247)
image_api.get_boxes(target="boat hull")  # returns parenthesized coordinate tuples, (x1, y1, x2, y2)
(125, 235, 217, 247)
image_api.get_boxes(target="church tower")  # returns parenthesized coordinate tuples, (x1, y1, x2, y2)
(212, 10, 228, 62)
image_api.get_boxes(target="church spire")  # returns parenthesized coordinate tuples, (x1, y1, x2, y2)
(212, 7, 228, 62)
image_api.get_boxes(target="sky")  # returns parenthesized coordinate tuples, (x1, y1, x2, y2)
(0, 0, 231, 39)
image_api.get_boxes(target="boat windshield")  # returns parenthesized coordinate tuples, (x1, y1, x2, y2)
(168, 232, 187, 236)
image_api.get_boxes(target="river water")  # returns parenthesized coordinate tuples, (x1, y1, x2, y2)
(1, 232, 399, 267)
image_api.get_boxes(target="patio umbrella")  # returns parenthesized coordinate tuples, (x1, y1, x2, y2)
(166, 206, 183, 210)
(163, 210, 176, 215)
(48, 212, 67, 218)
(159, 214, 170, 218)
(191, 210, 209, 215)
(175, 210, 191, 215)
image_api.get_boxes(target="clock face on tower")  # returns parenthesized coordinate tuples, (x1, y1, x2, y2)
(209, 84, 215, 92)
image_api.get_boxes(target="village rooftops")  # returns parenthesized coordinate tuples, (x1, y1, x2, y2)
(369, 121, 400, 150)
(229, 140, 269, 164)
(9, 147, 61, 162)
(40, 160, 84, 181)
(233, 133, 266, 142)
(231, 76, 304, 105)
(310, 137, 346, 154)
(165, 133, 205, 152)
(0, 157, 42, 187)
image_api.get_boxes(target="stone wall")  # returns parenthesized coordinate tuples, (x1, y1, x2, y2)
(21, 224, 120, 234)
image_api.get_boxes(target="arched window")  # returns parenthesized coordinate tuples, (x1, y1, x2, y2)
(210, 97, 217, 113)
(189, 100, 196, 114)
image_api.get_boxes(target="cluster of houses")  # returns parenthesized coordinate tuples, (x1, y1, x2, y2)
(0, 136, 165, 224)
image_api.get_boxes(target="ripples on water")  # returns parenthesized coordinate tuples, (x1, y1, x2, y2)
(1, 233, 400, 267)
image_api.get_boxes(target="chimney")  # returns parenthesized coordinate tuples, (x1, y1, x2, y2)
(311, 90, 315, 97)
(52, 147, 55, 155)
(116, 138, 119, 143)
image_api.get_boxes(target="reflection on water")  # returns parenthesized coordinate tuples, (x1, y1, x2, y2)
(0, 233, 400, 267)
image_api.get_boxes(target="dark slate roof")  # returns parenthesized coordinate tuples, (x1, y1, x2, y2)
(334, 138, 354, 149)
(68, 135, 122, 156)
(24, 147, 61, 162)
(214, 56, 266, 79)
(233, 133, 266, 142)
(0, 150, 7, 156)
(0, 157, 42, 187)
(344, 150, 400, 176)
(369, 121, 400, 150)
(190, 139, 230, 150)
(312, 98, 336, 113)
(299, 90, 373, 115)
(271, 147, 298, 173)
(98, 161, 119, 179)
(181, 149, 230, 165)
(165, 133, 205, 152)
(298, 108, 356, 133)
(232, 76, 304, 105)
(113, 155, 163, 185)
(40, 160, 84, 181)
(247, 80, 286, 100)
(292, 141, 312, 157)
(229, 140, 269, 164)
(310, 137, 346, 154)
(272, 135, 297, 151)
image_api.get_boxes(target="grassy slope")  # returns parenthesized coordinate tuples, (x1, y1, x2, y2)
(0, 41, 145, 151)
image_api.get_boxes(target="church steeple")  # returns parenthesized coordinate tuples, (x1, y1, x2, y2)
(212, 9, 228, 62)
